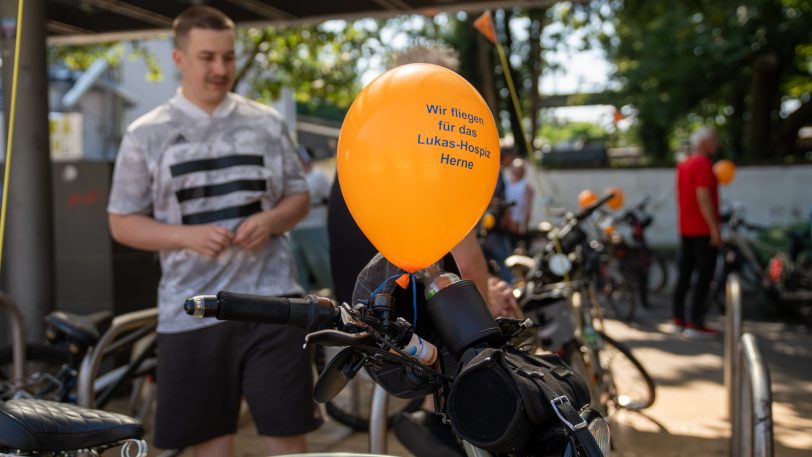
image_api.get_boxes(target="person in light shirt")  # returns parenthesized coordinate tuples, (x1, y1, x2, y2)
(107, 6, 321, 455)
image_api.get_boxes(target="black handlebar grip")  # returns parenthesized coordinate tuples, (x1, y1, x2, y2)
(185, 291, 339, 333)
(575, 192, 615, 221)
(216, 291, 294, 324)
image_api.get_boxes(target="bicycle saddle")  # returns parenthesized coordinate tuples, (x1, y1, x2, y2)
(45, 310, 114, 348)
(0, 399, 143, 452)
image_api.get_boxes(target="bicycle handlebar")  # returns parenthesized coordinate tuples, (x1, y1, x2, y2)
(184, 292, 339, 333)
(574, 192, 615, 222)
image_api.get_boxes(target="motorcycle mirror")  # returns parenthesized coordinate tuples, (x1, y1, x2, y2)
(314, 347, 361, 403)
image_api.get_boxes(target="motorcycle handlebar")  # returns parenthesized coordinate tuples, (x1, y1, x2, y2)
(184, 292, 339, 333)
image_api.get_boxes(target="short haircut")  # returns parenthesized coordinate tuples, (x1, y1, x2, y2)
(173, 6, 235, 50)
(390, 44, 460, 72)
(690, 126, 716, 151)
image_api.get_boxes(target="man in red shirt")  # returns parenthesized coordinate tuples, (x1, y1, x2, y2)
(673, 127, 721, 337)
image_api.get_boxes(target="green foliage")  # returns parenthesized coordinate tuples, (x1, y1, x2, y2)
(235, 21, 383, 109)
(49, 43, 120, 70)
(596, 0, 812, 162)
(536, 121, 609, 147)
(49, 42, 163, 82)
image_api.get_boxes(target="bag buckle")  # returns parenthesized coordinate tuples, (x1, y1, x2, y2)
(550, 396, 587, 431)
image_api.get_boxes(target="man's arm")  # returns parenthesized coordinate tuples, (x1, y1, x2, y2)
(522, 185, 534, 233)
(234, 191, 309, 250)
(451, 231, 521, 317)
(451, 231, 490, 299)
(696, 187, 720, 246)
(109, 213, 234, 257)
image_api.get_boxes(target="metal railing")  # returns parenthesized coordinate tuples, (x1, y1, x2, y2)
(0, 292, 26, 381)
(724, 274, 774, 457)
(734, 333, 774, 457)
(369, 383, 389, 454)
(724, 274, 743, 421)
(76, 307, 158, 408)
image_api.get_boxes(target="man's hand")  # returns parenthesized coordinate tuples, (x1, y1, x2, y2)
(487, 277, 522, 318)
(182, 225, 234, 257)
(710, 229, 722, 247)
(234, 212, 273, 251)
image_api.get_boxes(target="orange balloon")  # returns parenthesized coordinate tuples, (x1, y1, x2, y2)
(605, 187, 625, 211)
(714, 159, 736, 185)
(337, 64, 500, 272)
(578, 190, 598, 209)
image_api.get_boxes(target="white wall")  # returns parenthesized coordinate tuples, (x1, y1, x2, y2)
(527, 165, 812, 247)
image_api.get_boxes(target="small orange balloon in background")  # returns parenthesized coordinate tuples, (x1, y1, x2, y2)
(578, 190, 598, 209)
(337, 64, 501, 272)
(482, 212, 497, 231)
(714, 159, 736, 185)
(604, 187, 625, 211)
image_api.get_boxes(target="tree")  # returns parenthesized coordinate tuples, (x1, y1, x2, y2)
(49, 42, 162, 81)
(234, 21, 383, 110)
(598, 0, 812, 163)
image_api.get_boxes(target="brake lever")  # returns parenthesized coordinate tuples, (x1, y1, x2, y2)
(306, 329, 372, 347)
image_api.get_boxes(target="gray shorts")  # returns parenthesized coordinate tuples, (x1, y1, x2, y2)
(154, 321, 322, 449)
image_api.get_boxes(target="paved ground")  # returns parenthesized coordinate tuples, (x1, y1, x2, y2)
(138, 290, 812, 457)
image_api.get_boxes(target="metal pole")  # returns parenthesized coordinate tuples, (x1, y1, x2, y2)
(0, 291, 25, 379)
(0, 0, 54, 344)
(740, 333, 774, 457)
(739, 358, 752, 457)
(725, 273, 742, 457)
(368, 383, 389, 454)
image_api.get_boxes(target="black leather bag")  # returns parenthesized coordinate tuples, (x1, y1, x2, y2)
(446, 347, 602, 455)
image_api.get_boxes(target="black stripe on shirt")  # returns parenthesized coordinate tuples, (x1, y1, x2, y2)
(170, 155, 264, 177)
(182, 201, 262, 225)
(175, 179, 267, 203)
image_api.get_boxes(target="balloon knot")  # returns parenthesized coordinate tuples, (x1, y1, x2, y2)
(395, 273, 411, 289)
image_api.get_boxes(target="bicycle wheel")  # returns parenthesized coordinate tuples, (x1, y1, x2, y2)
(561, 340, 606, 414)
(646, 252, 669, 293)
(596, 331, 655, 411)
(598, 267, 637, 322)
(315, 346, 422, 431)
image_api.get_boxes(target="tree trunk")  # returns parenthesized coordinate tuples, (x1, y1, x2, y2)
(496, 9, 528, 156)
(640, 119, 670, 165)
(746, 53, 782, 161)
(728, 76, 747, 161)
(475, 35, 498, 116)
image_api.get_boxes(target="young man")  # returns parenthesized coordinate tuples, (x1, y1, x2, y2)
(672, 126, 721, 338)
(107, 6, 321, 455)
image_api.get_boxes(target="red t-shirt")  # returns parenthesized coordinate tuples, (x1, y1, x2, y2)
(676, 154, 719, 236)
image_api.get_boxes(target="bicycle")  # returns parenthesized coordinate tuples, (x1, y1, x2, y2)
(0, 293, 160, 427)
(0, 398, 148, 456)
(509, 194, 657, 415)
(614, 195, 670, 296)
(185, 260, 613, 456)
(313, 345, 422, 431)
(709, 203, 812, 325)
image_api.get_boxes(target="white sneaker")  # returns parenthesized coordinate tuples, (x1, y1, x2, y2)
(663, 323, 685, 335)
(682, 327, 720, 340)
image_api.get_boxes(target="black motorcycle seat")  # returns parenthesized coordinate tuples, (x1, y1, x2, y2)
(0, 399, 143, 452)
(45, 310, 114, 347)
